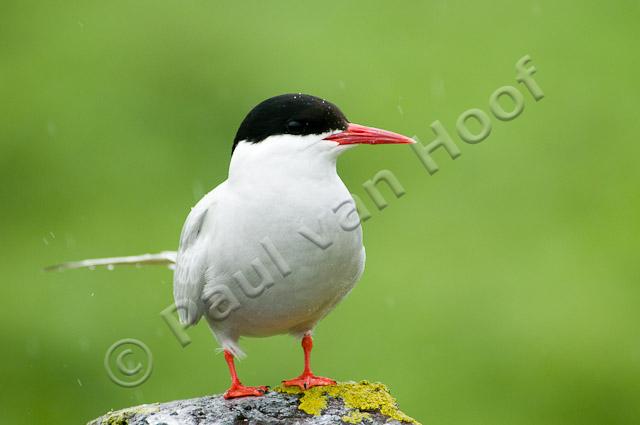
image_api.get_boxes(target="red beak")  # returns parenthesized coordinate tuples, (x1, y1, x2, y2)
(324, 123, 415, 145)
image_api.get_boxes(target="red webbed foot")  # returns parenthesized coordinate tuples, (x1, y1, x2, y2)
(224, 384, 269, 399)
(283, 334, 336, 390)
(222, 350, 268, 399)
(282, 372, 336, 390)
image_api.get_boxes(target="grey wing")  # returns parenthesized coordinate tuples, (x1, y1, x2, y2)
(173, 186, 220, 325)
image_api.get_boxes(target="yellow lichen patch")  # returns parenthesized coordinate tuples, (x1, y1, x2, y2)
(275, 384, 328, 415)
(275, 384, 304, 395)
(297, 387, 329, 416)
(275, 381, 420, 424)
(342, 409, 372, 424)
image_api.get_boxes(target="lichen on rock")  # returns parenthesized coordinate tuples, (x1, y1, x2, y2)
(342, 409, 372, 424)
(275, 380, 420, 424)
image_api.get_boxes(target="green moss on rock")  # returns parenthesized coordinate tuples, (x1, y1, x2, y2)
(99, 405, 158, 425)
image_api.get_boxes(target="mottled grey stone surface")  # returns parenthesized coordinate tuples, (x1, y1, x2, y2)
(88, 382, 419, 425)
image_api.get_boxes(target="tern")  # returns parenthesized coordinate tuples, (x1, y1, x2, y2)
(48, 94, 414, 398)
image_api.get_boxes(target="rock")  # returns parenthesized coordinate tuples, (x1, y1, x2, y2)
(88, 381, 420, 425)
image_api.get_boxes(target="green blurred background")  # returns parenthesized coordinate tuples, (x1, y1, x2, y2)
(2, 1, 639, 424)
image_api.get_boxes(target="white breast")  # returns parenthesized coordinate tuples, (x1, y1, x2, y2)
(201, 136, 365, 343)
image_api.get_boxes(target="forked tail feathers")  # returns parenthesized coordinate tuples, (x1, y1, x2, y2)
(44, 251, 177, 272)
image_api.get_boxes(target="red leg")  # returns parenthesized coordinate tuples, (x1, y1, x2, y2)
(282, 334, 336, 390)
(223, 350, 268, 399)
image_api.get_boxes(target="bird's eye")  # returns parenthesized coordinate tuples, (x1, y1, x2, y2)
(286, 120, 303, 132)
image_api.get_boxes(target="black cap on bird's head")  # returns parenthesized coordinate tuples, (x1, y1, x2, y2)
(232, 94, 348, 152)
(232, 93, 415, 154)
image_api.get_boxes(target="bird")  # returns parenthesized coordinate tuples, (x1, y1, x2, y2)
(47, 93, 415, 399)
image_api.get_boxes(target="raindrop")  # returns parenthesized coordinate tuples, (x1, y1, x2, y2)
(65, 234, 76, 247)
(430, 76, 446, 99)
(25, 337, 40, 358)
(106, 264, 115, 271)
(192, 181, 205, 201)
(47, 121, 57, 137)
(79, 338, 90, 352)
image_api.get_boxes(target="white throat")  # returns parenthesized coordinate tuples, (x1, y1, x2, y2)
(228, 133, 355, 184)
